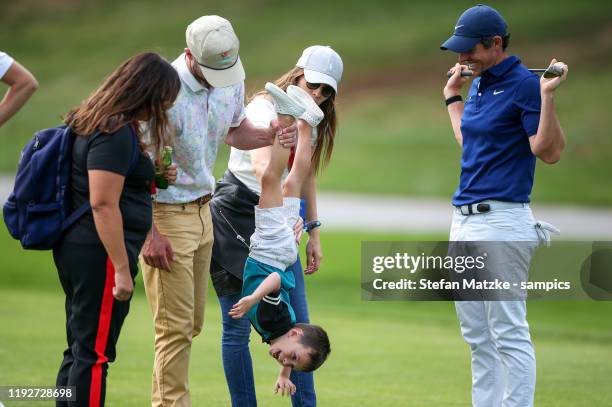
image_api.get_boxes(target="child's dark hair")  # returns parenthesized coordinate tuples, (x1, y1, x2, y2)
(295, 323, 330, 372)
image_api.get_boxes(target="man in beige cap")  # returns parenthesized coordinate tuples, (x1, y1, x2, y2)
(140, 15, 297, 407)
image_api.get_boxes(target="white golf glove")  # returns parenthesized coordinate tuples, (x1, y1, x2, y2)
(535, 220, 561, 246)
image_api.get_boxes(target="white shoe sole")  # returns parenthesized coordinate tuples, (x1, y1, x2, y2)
(264, 82, 305, 119)
(287, 85, 324, 127)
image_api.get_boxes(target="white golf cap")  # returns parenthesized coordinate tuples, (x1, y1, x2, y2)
(186, 15, 245, 88)
(296, 45, 343, 94)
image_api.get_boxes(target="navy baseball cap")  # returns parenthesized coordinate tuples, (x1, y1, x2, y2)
(440, 4, 507, 53)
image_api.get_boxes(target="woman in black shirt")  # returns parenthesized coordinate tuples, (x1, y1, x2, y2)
(53, 52, 180, 407)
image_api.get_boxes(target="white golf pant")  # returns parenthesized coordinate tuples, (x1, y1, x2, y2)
(450, 205, 540, 407)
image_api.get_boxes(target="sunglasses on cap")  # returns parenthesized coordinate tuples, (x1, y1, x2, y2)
(305, 81, 335, 98)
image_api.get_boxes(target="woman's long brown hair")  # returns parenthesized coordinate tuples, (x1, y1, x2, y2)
(251, 67, 338, 174)
(65, 52, 181, 163)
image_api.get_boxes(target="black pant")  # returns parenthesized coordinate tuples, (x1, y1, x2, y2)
(53, 240, 138, 407)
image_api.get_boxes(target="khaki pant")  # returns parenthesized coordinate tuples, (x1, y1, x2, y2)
(141, 201, 214, 407)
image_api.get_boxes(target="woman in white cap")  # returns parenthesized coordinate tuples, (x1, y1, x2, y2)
(210, 45, 342, 406)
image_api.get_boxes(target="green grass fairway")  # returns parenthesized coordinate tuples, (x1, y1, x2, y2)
(1, 228, 611, 406)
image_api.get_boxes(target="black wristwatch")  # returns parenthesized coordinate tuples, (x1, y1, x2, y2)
(304, 220, 322, 233)
(445, 95, 463, 106)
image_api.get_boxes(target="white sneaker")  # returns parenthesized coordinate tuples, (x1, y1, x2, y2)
(264, 82, 305, 118)
(287, 85, 324, 127)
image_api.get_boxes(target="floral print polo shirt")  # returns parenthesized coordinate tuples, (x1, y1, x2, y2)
(155, 53, 246, 203)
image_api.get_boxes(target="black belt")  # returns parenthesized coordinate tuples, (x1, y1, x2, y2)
(455, 201, 527, 216)
(457, 203, 491, 215)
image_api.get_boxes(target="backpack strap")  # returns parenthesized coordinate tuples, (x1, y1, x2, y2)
(63, 126, 141, 230)
(63, 197, 93, 228)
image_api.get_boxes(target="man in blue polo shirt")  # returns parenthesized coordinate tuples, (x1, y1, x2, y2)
(441, 4, 568, 407)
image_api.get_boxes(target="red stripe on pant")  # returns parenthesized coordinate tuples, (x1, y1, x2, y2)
(89, 257, 115, 407)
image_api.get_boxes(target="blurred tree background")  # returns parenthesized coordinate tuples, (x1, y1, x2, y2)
(1, 0, 611, 204)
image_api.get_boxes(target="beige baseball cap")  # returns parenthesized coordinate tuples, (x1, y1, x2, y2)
(186, 15, 245, 87)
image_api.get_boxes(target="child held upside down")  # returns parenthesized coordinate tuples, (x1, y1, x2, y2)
(228, 83, 330, 396)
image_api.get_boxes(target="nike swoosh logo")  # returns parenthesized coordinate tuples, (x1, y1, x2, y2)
(493, 90, 504, 95)
(455, 25, 464, 30)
